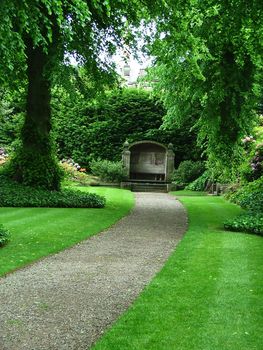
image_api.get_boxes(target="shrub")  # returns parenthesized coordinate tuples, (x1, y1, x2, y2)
(185, 171, 210, 191)
(0, 175, 105, 208)
(224, 177, 263, 236)
(172, 160, 205, 186)
(90, 159, 127, 183)
(0, 225, 10, 247)
(228, 177, 263, 213)
(61, 161, 91, 186)
(240, 141, 263, 182)
(1, 111, 65, 191)
(224, 212, 263, 236)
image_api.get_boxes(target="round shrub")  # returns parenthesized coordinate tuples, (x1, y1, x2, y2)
(172, 160, 205, 186)
(90, 159, 127, 183)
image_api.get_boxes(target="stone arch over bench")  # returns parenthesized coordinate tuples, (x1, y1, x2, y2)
(122, 140, 175, 182)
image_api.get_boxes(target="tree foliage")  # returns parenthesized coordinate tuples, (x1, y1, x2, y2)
(0, 0, 157, 82)
(0, 89, 24, 147)
(0, 0, 159, 189)
(150, 0, 263, 176)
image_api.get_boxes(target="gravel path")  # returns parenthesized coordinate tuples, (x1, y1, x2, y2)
(0, 192, 187, 350)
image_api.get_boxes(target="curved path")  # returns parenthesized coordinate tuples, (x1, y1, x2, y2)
(0, 192, 187, 350)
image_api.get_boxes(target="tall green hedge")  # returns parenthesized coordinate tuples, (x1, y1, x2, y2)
(1, 87, 202, 170)
(52, 88, 202, 168)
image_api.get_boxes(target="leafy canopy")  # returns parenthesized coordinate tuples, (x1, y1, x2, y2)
(0, 0, 161, 190)
(150, 0, 263, 177)
(0, 0, 158, 85)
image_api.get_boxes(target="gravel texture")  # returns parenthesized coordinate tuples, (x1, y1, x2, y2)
(0, 192, 187, 350)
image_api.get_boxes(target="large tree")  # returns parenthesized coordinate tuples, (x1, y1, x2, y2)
(0, 0, 157, 189)
(150, 0, 263, 178)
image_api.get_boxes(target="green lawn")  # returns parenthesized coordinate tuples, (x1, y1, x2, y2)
(0, 187, 134, 277)
(92, 193, 263, 350)
(172, 190, 207, 196)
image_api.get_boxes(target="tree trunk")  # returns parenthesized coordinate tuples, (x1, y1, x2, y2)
(25, 37, 52, 138)
(10, 37, 62, 190)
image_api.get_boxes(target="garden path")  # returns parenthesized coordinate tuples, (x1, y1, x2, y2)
(0, 192, 187, 350)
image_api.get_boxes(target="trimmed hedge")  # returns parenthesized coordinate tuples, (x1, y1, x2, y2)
(0, 176, 105, 208)
(53, 88, 202, 168)
(0, 225, 10, 247)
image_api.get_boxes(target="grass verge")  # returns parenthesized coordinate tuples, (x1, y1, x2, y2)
(92, 193, 263, 350)
(0, 187, 134, 277)
(173, 189, 207, 196)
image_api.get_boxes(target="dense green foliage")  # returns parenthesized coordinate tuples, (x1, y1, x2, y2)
(227, 177, 263, 213)
(240, 140, 263, 182)
(2, 1, 261, 188)
(150, 0, 263, 175)
(53, 88, 201, 167)
(0, 89, 24, 147)
(224, 177, 263, 235)
(0, 1, 159, 84)
(0, 175, 105, 208)
(172, 160, 205, 186)
(224, 213, 263, 236)
(92, 194, 263, 350)
(90, 159, 127, 183)
(53, 88, 163, 163)
(0, 225, 10, 247)
(5, 137, 64, 190)
(185, 171, 210, 191)
(0, 187, 134, 276)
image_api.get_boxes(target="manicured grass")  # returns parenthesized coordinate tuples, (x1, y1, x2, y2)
(174, 189, 207, 196)
(0, 187, 134, 277)
(92, 193, 263, 350)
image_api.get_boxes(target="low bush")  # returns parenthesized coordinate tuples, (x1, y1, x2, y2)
(172, 160, 205, 186)
(185, 171, 210, 191)
(227, 176, 263, 213)
(224, 177, 263, 236)
(61, 161, 92, 186)
(0, 225, 10, 247)
(240, 141, 263, 182)
(90, 159, 127, 183)
(224, 212, 263, 236)
(0, 175, 105, 208)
